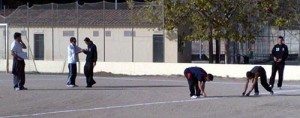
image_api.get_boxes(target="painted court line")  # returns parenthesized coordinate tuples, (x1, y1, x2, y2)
(2, 89, 300, 118)
(0, 98, 218, 118)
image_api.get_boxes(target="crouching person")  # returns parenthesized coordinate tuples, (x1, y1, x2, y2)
(243, 66, 273, 96)
(184, 67, 213, 99)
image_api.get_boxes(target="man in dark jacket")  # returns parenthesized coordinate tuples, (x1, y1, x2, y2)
(184, 67, 213, 98)
(83, 37, 97, 88)
(269, 36, 289, 89)
(243, 66, 273, 96)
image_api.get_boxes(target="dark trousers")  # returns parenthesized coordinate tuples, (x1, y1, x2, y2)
(254, 71, 273, 93)
(184, 69, 200, 97)
(84, 62, 96, 86)
(12, 60, 25, 88)
(269, 62, 285, 88)
(67, 63, 77, 85)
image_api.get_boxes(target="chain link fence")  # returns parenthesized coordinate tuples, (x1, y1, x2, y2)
(0, 1, 164, 72)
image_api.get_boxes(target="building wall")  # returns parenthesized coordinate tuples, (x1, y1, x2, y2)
(5, 27, 179, 63)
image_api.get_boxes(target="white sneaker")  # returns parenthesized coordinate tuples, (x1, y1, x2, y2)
(15, 88, 20, 91)
(278, 87, 282, 90)
(66, 85, 74, 88)
(191, 95, 198, 99)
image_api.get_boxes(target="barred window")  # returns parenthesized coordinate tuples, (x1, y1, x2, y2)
(63, 31, 74, 37)
(93, 31, 99, 37)
(124, 31, 135, 37)
(105, 31, 111, 37)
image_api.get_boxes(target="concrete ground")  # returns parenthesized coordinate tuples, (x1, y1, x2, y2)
(1, 73, 300, 118)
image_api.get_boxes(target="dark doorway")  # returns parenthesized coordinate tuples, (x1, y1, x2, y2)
(153, 35, 164, 62)
(34, 34, 44, 60)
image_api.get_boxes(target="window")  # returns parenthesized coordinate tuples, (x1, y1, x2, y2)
(63, 31, 74, 37)
(124, 31, 135, 37)
(105, 31, 111, 37)
(93, 31, 99, 37)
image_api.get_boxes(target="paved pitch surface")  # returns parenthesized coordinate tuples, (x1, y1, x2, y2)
(1, 73, 300, 118)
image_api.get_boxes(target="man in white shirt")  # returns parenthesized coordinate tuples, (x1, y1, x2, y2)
(67, 37, 82, 88)
(11, 32, 27, 91)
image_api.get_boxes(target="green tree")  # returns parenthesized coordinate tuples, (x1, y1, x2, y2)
(130, 0, 299, 63)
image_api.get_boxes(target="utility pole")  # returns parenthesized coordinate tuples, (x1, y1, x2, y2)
(115, 0, 117, 10)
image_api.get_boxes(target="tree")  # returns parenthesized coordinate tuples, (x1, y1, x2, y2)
(129, 0, 299, 63)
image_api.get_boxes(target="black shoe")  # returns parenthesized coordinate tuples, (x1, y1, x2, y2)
(20, 87, 28, 90)
(254, 92, 259, 96)
(91, 81, 96, 85)
(86, 81, 96, 88)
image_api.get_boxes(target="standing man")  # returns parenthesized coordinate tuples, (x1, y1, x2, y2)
(66, 37, 82, 88)
(11, 32, 27, 91)
(83, 37, 97, 88)
(269, 36, 289, 89)
(243, 66, 273, 96)
(184, 67, 214, 98)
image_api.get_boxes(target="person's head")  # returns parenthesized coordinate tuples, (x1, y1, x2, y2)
(14, 32, 22, 41)
(205, 74, 214, 81)
(70, 37, 77, 45)
(84, 37, 91, 45)
(278, 36, 284, 45)
(246, 71, 255, 79)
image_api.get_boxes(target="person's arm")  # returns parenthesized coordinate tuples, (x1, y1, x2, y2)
(242, 79, 249, 96)
(75, 46, 82, 54)
(272, 46, 277, 61)
(11, 51, 23, 60)
(19, 40, 27, 49)
(92, 45, 97, 66)
(246, 73, 259, 96)
(282, 45, 289, 61)
(198, 81, 206, 97)
(82, 48, 87, 54)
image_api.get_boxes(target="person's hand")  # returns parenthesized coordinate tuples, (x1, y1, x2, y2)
(277, 58, 282, 62)
(242, 92, 246, 96)
(93, 62, 96, 67)
(273, 57, 277, 61)
(17, 57, 23, 61)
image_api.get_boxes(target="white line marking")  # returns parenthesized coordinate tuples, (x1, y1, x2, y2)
(0, 98, 218, 118)
(2, 89, 300, 118)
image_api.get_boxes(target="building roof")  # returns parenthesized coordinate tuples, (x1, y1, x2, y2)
(0, 3, 162, 28)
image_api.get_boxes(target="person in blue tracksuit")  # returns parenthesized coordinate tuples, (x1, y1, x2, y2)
(184, 67, 213, 98)
(269, 36, 289, 89)
(82, 37, 97, 88)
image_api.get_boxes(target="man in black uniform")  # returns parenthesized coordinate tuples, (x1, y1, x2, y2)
(184, 67, 213, 98)
(269, 36, 289, 89)
(243, 66, 273, 96)
(83, 37, 97, 88)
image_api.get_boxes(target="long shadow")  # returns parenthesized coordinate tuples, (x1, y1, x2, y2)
(27, 85, 185, 91)
(93, 85, 186, 88)
(273, 94, 300, 97)
(27, 88, 126, 91)
(206, 95, 245, 98)
(206, 93, 300, 98)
